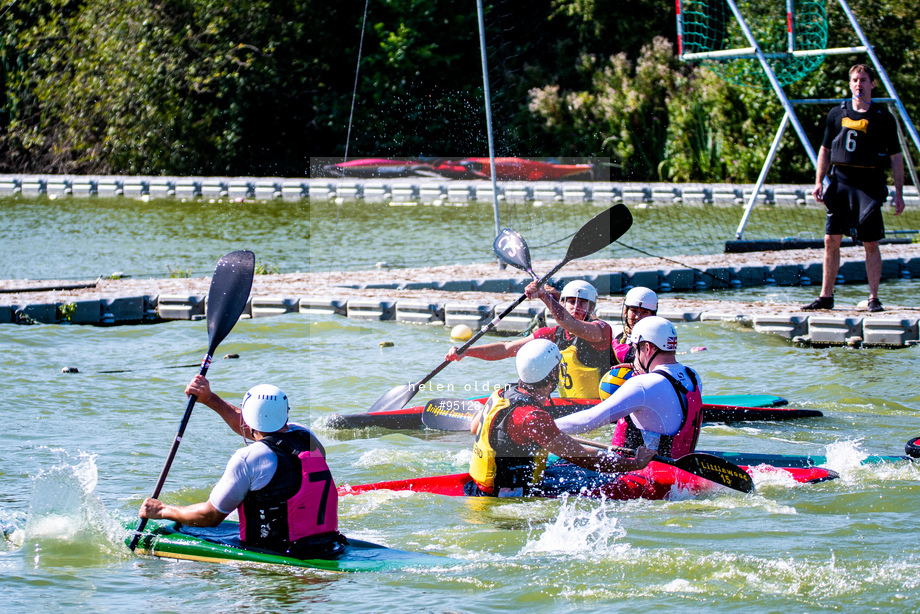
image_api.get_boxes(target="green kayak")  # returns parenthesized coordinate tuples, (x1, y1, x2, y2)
(127, 519, 454, 573)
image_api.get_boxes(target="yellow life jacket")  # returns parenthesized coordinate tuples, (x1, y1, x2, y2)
(554, 324, 612, 399)
(469, 387, 548, 495)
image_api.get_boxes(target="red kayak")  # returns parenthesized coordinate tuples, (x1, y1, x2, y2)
(339, 462, 836, 502)
(325, 396, 823, 430)
(321, 158, 430, 178)
(428, 158, 594, 181)
(319, 157, 595, 181)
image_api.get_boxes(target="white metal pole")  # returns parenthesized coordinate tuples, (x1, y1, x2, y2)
(476, 0, 504, 269)
(736, 113, 791, 239)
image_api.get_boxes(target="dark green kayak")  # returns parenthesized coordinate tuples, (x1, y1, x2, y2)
(127, 519, 453, 572)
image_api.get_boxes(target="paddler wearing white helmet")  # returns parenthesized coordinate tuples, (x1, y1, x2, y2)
(139, 375, 346, 558)
(612, 286, 659, 362)
(555, 316, 704, 460)
(467, 339, 655, 497)
(445, 278, 613, 400)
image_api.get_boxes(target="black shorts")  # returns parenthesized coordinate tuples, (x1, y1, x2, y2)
(824, 167, 887, 242)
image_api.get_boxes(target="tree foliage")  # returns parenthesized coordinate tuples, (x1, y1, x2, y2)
(0, 0, 917, 182)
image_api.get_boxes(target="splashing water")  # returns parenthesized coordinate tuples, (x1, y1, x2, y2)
(11, 449, 127, 565)
(521, 495, 630, 558)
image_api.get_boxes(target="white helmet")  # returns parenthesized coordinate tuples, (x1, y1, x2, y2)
(624, 287, 658, 312)
(629, 316, 677, 351)
(241, 384, 289, 433)
(560, 280, 598, 305)
(516, 339, 563, 384)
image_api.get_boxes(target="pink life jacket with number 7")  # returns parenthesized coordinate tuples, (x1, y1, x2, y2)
(237, 430, 339, 550)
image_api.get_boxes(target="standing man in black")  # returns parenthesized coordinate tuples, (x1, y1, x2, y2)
(804, 64, 905, 313)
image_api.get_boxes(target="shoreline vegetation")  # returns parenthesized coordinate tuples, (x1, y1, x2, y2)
(1, 1, 917, 184)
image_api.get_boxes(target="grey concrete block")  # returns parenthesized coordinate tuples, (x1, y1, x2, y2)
(0, 304, 13, 323)
(444, 303, 494, 329)
(447, 185, 473, 201)
(837, 260, 867, 284)
(419, 184, 445, 199)
(588, 272, 625, 295)
(904, 257, 920, 278)
(46, 178, 71, 196)
(658, 310, 702, 322)
(96, 179, 122, 196)
(21, 178, 44, 195)
(250, 296, 297, 318)
(306, 182, 335, 198)
(395, 300, 445, 324)
(71, 179, 95, 196)
(862, 317, 919, 347)
(753, 315, 808, 339)
(766, 264, 802, 286)
(59, 300, 101, 324)
(700, 312, 747, 323)
(299, 297, 347, 316)
(122, 179, 146, 197)
(881, 258, 901, 280)
(730, 265, 765, 287)
(201, 180, 228, 197)
(434, 280, 473, 292)
(509, 277, 531, 293)
(807, 316, 864, 344)
(595, 301, 621, 317)
(16, 303, 57, 324)
(346, 299, 396, 321)
(660, 268, 695, 291)
(801, 262, 824, 286)
(625, 270, 659, 291)
(158, 295, 205, 320)
(148, 180, 174, 198)
(533, 186, 560, 201)
(0, 178, 19, 194)
(254, 181, 281, 199)
(399, 281, 438, 291)
(697, 267, 731, 289)
(228, 181, 253, 198)
(473, 278, 513, 293)
(493, 300, 544, 334)
(101, 296, 145, 323)
(281, 181, 307, 200)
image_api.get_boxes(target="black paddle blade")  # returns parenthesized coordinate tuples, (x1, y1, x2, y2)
(906, 436, 920, 459)
(206, 250, 255, 355)
(672, 453, 755, 494)
(563, 204, 633, 263)
(368, 383, 418, 414)
(421, 398, 484, 431)
(493, 229, 533, 274)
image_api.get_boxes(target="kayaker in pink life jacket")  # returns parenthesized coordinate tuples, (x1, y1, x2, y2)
(139, 375, 346, 558)
(555, 316, 704, 459)
(612, 287, 658, 363)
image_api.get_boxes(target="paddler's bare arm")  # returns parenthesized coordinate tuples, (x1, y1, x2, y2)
(544, 432, 656, 474)
(521, 410, 655, 474)
(445, 335, 533, 362)
(138, 498, 228, 527)
(185, 375, 255, 439)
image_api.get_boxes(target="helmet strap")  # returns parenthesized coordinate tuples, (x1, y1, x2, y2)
(636, 342, 661, 373)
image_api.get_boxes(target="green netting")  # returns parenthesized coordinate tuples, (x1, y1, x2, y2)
(679, 0, 827, 88)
